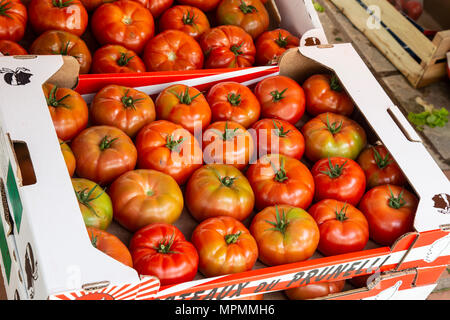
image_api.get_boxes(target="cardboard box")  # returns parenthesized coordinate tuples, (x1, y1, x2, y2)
(1, 43, 449, 300)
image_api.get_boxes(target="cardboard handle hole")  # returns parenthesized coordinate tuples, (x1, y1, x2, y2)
(13, 142, 37, 187)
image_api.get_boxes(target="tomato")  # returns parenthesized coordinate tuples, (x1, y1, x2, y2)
(90, 85, 156, 137)
(135, 120, 203, 185)
(91, 44, 146, 74)
(235, 294, 264, 300)
(202, 121, 254, 171)
(0, 0, 27, 42)
(349, 273, 378, 288)
(80, 0, 112, 11)
(309, 199, 369, 257)
(311, 157, 366, 206)
(72, 178, 113, 230)
(129, 223, 199, 286)
(251, 119, 305, 160)
(206, 82, 260, 128)
(216, 0, 269, 39)
(191, 216, 258, 277)
(71, 126, 138, 186)
(403, 1, 422, 20)
(143, 30, 204, 72)
(59, 139, 76, 177)
(246, 154, 314, 211)
(199, 25, 256, 69)
(87, 227, 133, 267)
(109, 170, 184, 232)
(186, 164, 255, 222)
(0, 40, 27, 55)
(285, 280, 345, 300)
(131, 0, 174, 18)
(91, 0, 155, 54)
(303, 74, 354, 117)
(177, 0, 221, 12)
(28, 0, 88, 37)
(357, 145, 407, 189)
(254, 75, 305, 125)
(301, 112, 367, 163)
(30, 30, 92, 74)
(43, 83, 89, 141)
(358, 185, 418, 246)
(250, 205, 319, 266)
(155, 84, 211, 134)
(159, 5, 210, 40)
(255, 29, 300, 66)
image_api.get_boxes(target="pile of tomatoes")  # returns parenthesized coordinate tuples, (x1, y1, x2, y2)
(0, 0, 300, 74)
(48, 70, 419, 300)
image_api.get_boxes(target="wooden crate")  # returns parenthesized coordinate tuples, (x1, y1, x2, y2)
(329, 0, 450, 88)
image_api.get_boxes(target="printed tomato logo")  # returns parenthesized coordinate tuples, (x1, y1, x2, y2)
(75, 293, 115, 300)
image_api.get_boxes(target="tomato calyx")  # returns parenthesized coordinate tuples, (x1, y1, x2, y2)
(330, 75, 343, 93)
(99, 136, 118, 151)
(121, 89, 145, 110)
(217, 122, 240, 141)
(265, 206, 289, 235)
(230, 43, 244, 57)
(117, 52, 135, 67)
(220, 176, 236, 187)
(182, 10, 197, 26)
(239, 0, 258, 14)
(270, 157, 288, 183)
(335, 204, 349, 222)
(52, 0, 75, 8)
(75, 185, 104, 217)
(122, 16, 133, 25)
(227, 93, 242, 106)
(0, 1, 12, 18)
(53, 41, 72, 56)
(372, 147, 393, 169)
(275, 32, 288, 48)
(272, 120, 291, 137)
(173, 87, 202, 105)
(321, 157, 347, 179)
(165, 135, 185, 153)
(46, 86, 71, 108)
(270, 88, 288, 103)
(154, 233, 178, 254)
(325, 113, 343, 135)
(90, 232, 98, 248)
(225, 231, 242, 244)
(388, 186, 406, 209)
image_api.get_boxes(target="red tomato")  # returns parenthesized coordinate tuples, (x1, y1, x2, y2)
(155, 84, 211, 134)
(43, 83, 89, 141)
(131, 0, 174, 18)
(301, 112, 367, 163)
(129, 223, 199, 286)
(143, 30, 204, 72)
(177, 0, 221, 12)
(80, 0, 112, 11)
(185, 164, 255, 222)
(309, 199, 369, 257)
(90, 85, 156, 137)
(0, 40, 27, 55)
(59, 139, 76, 177)
(159, 5, 210, 40)
(255, 29, 300, 66)
(28, 0, 88, 37)
(357, 145, 407, 189)
(285, 280, 345, 300)
(206, 82, 261, 128)
(71, 126, 138, 186)
(349, 273, 378, 288)
(109, 169, 184, 232)
(216, 0, 269, 39)
(250, 205, 320, 266)
(403, 1, 423, 20)
(135, 120, 203, 185)
(251, 119, 305, 160)
(199, 25, 256, 69)
(311, 157, 366, 206)
(0, 0, 27, 42)
(191, 216, 258, 277)
(91, 0, 155, 54)
(254, 75, 305, 125)
(358, 185, 418, 246)
(30, 30, 92, 74)
(246, 154, 314, 211)
(303, 74, 354, 117)
(91, 45, 146, 74)
(202, 121, 254, 171)
(87, 227, 133, 267)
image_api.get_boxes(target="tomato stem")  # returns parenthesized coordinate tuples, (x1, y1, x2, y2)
(272, 120, 291, 137)
(230, 42, 244, 56)
(173, 87, 202, 105)
(271, 157, 288, 183)
(121, 89, 145, 110)
(52, 0, 75, 8)
(227, 93, 242, 106)
(165, 135, 185, 153)
(239, 0, 258, 14)
(75, 185, 104, 217)
(220, 176, 236, 187)
(330, 75, 343, 92)
(388, 186, 406, 209)
(154, 233, 178, 254)
(221, 122, 240, 141)
(265, 206, 289, 235)
(0, 1, 13, 18)
(275, 32, 288, 48)
(372, 147, 393, 169)
(90, 232, 98, 248)
(225, 231, 242, 244)
(99, 136, 118, 151)
(326, 113, 343, 135)
(320, 157, 347, 179)
(46, 85, 71, 108)
(182, 10, 196, 25)
(335, 203, 349, 222)
(117, 52, 135, 67)
(270, 88, 288, 103)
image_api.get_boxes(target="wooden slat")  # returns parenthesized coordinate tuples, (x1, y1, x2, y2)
(416, 62, 447, 88)
(330, 0, 423, 84)
(361, 0, 436, 63)
(433, 30, 450, 59)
